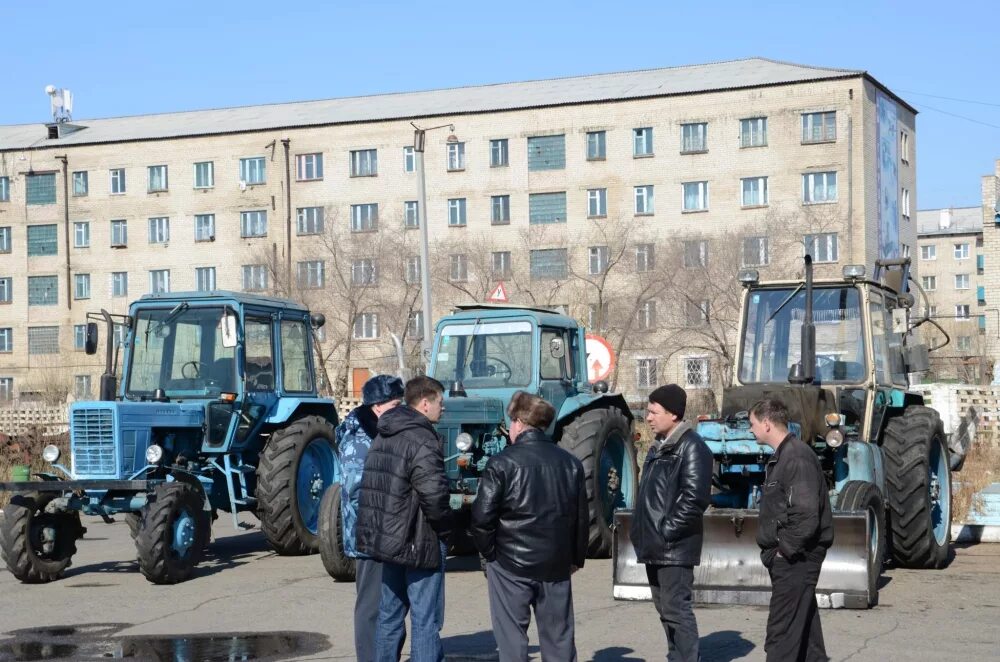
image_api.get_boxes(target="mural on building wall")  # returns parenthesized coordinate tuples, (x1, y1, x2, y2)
(876, 91, 900, 259)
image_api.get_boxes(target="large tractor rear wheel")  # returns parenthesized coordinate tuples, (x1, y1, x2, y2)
(836, 481, 886, 606)
(883, 406, 951, 568)
(258, 416, 340, 555)
(135, 482, 210, 584)
(318, 482, 355, 581)
(559, 406, 637, 558)
(0, 492, 84, 583)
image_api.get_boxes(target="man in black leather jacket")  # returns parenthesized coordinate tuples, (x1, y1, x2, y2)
(357, 376, 453, 662)
(750, 398, 832, 662)
(471, 391, 588, 662)
(631, 384, 712, 662)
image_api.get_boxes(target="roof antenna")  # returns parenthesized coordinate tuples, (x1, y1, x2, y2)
(45, 85, 73, 123)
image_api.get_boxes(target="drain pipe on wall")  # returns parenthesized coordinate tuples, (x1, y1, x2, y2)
(282, 138, 292, 296)
(56, 155, 71, 310)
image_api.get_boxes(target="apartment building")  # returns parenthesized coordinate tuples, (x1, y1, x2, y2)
(0, 58, 917, 403)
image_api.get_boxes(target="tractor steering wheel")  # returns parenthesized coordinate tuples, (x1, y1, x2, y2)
(816, 355, 836, 380)
(181, 361, 207, 380)
(486, 358, 513, 383)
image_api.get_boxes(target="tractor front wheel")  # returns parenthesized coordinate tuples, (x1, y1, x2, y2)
(258, 416, 340, 555)
(0, 492, 84, 583)
(135, 482, 210, 584)
(836, 480, 886, 606)
(318, 482, 356, 581)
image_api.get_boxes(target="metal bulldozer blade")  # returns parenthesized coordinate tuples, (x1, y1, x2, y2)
(612, 508, 874, 609)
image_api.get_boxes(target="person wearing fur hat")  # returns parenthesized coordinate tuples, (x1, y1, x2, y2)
(630, 384, 713, 662)
(338, 374, 404, 662)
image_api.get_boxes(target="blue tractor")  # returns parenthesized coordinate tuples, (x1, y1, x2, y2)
(613, 257, 952, 609)
(0, 291, 340, 584)
(319, 304, 639, 580)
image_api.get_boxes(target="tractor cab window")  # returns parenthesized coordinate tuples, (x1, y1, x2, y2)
(245, 317, 275, 391)
(739, 286, 865, 384)
(869, 291, 907, 386)
(281, 319, 313, 392)
(127, 306, 237, 398)
(433, 320, 533, 388)
(540, 328, 573, 380)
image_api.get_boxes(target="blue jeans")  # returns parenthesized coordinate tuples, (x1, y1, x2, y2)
(376, 542, 447, 662)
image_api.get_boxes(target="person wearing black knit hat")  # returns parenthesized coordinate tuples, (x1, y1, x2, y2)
(630, 384, 713, 662)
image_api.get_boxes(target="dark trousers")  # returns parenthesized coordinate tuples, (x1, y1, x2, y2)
(645, 565, 699, 662)
(486, 561, 577, 662)
(355, 558, 382, 662)
(765, 555, 829, 662)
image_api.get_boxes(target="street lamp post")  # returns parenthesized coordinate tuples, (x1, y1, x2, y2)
(412, 122, 454, 369)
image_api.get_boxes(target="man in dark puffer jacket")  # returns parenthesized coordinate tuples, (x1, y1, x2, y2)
(357, 376, 452, 662)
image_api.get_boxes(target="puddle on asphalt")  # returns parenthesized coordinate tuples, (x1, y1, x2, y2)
(0, 624, 330, 661)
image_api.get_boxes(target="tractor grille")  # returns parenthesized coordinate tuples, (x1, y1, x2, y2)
(71, 408, 117, 476)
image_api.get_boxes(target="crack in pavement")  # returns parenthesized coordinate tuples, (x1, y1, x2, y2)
(838, 617, 900, 661)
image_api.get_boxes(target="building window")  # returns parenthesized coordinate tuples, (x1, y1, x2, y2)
(148, 217, 170, 244)
(195, 267, 216, 291)
(194, 214, 215, 241)
(587, 188, 607, 218)
(802, 171, 838, 203)
(684, 357, 710, 388)
(956, 304, 971, 319)
(491, 195, 510, 225)
(349, 149, 376, 177)
(0, 277, 10, 304)
(449, 254, 468, 282)
(954, 243, 970, 259)
(442, 198, 465, 227)
(902, 188, 911, 220)
(0, 176, 8, 201)
(527, 135, 566, 171)
(26, 173, 56, 205)
(350, 259, 376, 287)
(0, 328, 11, 353)
(587, 131, 606, 160)
(74, 273, 91, 300)
(804, 233, 839, 263)
(637, 300, 656, 330)
(28, 327, 59, 355)
(241, 265, 267, 292)
(447, 142, 466, 171)
(74, 221, 90, 248)
(110, 168, 126, 194)
(194, 161, 214, 188)
(111, 272, 128, 298)
(491, 251, 511, 278)
(74, 325, 87, 351)
(681, 122, 707, 153)
(900, 131, 910, 164)
(530, 248, 568, 280)
(240, 157, 266, 185)
(921, 275, 937, 291)
(634, 185, 654, 215)
(955, 274, 970, 290)
(27, 225, 58, 256)
(353, 313, 379, 339)
(529, 192, 567, 224)
(686, 300, 710, 326)
(149, 269, 171, 294)
(588, 246, 609, 275)
(299, 260, 327, 289)
(742, 236, 770, 267)
(490, 139, 509, 167)
(298, 153, 325, 180)
(684, 240, 708, 268)
(802, 111, 837, 143)
(740, 117, 767, 147)
(957, 336, 972, 351)
(637, 358, 658, 389)
(75, 375, 92, 398)
(351, 203, 378, 232)
(920, 244, 936, 260)
(633, 127, 653, 156)
(73, 171, 88, 196)
(296, 207, 324, 235)
(924, 305, 937, 318)
(588, 303, 610, 331)
(405, 256, 421, 284)
(0, 377, 12, 402)
(403, 146, 415, 173)
(104, 221, 126, 251)
(741, 177, 769, 207)
(240, 210, 268, 238)
(682, 181, 709, 211)
(635, 244, 654, 272)
(147, 165, 168, 192)
(0, 226, 9, 253)
(408, 311, 423, 339)
(404, 201, 420, 228)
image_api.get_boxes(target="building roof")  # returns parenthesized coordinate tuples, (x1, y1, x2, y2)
(0, 58, 888, 150)
(916, 207, 983, 237)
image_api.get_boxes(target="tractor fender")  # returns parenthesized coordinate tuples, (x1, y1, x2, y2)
(167, 468, 213, 512)
(265, 397, 340, 427)
(834, 441, 887, 498)
(554, 393, 633, 440)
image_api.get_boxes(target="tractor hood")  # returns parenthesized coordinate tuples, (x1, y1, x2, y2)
(722, 384, 838, 444)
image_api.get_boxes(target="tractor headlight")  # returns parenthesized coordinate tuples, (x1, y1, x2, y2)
(145, 444, 165, 465)
(455, 433, 474, 452)
(824, 412, 842, 427)
(42, 445, 61, 463)
(825, 429, 845, 448)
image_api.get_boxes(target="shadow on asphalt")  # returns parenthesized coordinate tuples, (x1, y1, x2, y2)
(442, 629, 502, 660)
(699, 629, 756, 661)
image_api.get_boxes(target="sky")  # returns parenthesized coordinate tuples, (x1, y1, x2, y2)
(2, 0, 997, 210)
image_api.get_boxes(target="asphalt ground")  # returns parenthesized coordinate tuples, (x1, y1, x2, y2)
(1, 515, 998, 661)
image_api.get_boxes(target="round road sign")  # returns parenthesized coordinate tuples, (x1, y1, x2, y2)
(585, 334, 615, 382)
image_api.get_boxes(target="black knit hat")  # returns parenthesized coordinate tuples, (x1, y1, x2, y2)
(362, 375, 405, 406)
(649, 384, 686, 419)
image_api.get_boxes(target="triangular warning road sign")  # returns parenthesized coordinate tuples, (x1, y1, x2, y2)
(486, 281, 509, 303)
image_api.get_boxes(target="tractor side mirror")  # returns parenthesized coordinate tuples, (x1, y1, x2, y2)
(904, 344, 930, 373)
(891, 308, 908, 335)
(221, 310, 238, 348)
(549, 337, 565, 359)
(84, 322, 99, 355)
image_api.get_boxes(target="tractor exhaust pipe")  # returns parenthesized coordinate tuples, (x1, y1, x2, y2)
(790, 255, 816, 384)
